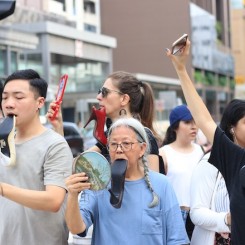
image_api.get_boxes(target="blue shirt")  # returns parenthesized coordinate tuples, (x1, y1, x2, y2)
(79, 171, 189, 245)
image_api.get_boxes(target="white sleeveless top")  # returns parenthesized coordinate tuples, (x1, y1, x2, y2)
(160, 143, 203, 207)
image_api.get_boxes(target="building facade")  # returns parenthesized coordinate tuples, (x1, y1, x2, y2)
(100, 0, 192, 125)
(100, 0, 235, 122)
(230, 0, 245, 99)
(190, 0, 235, 121)
(0, 0, 116, 123)
(0, 0, 235, 125)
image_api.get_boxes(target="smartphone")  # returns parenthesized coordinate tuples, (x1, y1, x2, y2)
(171, 34, 188, 55)
(50, 74, 68, 120)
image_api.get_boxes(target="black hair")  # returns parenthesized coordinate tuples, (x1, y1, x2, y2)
(4, 69, 48, 98)
(220, 99, 245, 141)
(162, 121, 180, 146)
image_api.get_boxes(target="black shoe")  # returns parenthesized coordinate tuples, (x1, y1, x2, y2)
(108, 159, 128, 209)
(0, 115, 16, 166)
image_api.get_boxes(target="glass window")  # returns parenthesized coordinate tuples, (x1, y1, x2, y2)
(54, 0, 66, 11)
(218, 75, 227, 87)
(50, 54, 109, 94)
(19, 53, 42, 76)
(11, 51, 17, 73)
(73, 0, 76, 15)
(84, 24, 96, 33)
(84, 1, 95, 14)
(204, 71, 215, 85)
(0, 50, 6, 76)
(206, 90, 216, 118)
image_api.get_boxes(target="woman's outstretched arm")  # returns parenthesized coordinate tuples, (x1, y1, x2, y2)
(165, 39, 217, 144)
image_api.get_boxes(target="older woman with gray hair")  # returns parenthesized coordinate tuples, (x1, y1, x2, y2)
(65, 117, 189, 245)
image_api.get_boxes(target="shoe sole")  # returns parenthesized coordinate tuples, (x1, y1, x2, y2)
(109, 159, 128, 208)
(0, 115, 16, 166)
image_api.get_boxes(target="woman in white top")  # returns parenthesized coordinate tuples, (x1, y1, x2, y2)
(159, 104, 204, 238)
(190, 152, 230, 245)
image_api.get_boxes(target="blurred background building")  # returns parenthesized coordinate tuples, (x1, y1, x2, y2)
(0, 0, 240, 129)
(0, 0, 117, 124)
(230, 0, 245, 99)
(190, 0, 234, 121)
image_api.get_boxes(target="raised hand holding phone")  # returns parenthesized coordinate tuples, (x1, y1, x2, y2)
(171, 33, 188, 55)
(50, 74, 68, 121)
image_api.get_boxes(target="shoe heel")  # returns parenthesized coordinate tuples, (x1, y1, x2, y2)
(84, 107, 96, 129)
(84, 106, 107, 146)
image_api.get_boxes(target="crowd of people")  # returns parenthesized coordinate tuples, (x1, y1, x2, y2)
(0, 35, 244, 245)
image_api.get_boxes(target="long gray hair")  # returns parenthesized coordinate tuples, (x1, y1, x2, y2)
(107, 118, 159, 208)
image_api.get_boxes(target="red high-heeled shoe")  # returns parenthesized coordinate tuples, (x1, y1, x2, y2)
(84, 106, 107, 146)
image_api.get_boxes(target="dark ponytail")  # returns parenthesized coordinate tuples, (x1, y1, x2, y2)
(162, 121, 179, 146)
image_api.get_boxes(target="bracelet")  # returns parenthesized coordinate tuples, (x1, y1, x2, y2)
(0, 183, 4, 197)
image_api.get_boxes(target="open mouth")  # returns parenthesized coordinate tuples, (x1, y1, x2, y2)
(6, 113, 16, 118)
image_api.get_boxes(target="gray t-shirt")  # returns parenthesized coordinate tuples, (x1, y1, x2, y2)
(0, 129, 73, 245)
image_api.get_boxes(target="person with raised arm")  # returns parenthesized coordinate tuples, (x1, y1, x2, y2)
(165, 38, 245, 245)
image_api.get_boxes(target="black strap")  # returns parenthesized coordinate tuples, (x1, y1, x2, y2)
(158, 155, 166, 175)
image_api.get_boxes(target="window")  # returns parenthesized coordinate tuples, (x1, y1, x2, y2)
(53, 0, 66, 11)
(84, 0, 95, 14)
(11, 51, 17, 73)
(0, 50, 6, 76)
(73, 0, 76, 15)
(84, 23, 96, 33)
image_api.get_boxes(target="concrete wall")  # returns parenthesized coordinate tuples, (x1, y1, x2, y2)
(100, 0, 192, 79)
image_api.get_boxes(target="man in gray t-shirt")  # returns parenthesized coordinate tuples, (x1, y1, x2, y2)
(0, 69, 73, 245)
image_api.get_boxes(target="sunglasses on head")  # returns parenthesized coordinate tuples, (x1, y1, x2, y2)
(98, 87, 123, 98)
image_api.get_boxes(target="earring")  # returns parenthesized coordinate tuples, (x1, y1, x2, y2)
(119, 109, 127, 117)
